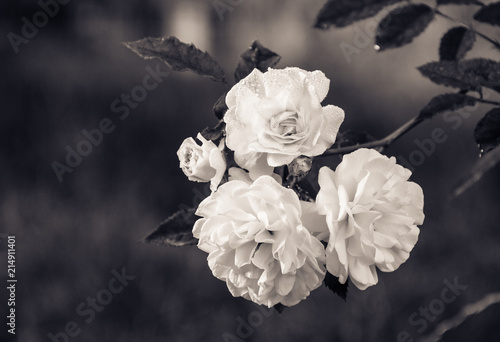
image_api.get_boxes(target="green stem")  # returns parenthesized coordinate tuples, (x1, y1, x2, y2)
(434, 9, 500, 50)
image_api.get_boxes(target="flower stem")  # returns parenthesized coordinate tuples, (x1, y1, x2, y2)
(322, 95, 500, 156)
(475, 98, 500, 106)
(322, 116, 424, 156)
(434, 9, 500, 50)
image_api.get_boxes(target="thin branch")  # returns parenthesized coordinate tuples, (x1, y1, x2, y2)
(434, 9, 500, 50)
(449, 146, 500, 199)
(418, 292, 500, 342)
(322, 94, 500, 157)
(322, 116, 424, 156)
(475, 97, 500, 106)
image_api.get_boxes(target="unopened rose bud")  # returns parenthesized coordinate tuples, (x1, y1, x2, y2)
(177, 133, 226, 192)
(288, 156, 313, 179)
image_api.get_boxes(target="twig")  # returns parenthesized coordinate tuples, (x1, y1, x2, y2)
(322, 94, 500, 157)
(449, 145, 500, 199)
(418, 292, 500, 342)
(322, 116, 423, 156)
(434, 9, 500, 50)
(475, 98, 500, 106)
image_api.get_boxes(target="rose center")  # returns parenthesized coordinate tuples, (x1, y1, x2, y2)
(270, 111, 300, 137)
(182, 148, 199, 172)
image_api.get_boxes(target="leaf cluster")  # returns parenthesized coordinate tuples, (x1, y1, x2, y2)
(315, 0, 500, 197)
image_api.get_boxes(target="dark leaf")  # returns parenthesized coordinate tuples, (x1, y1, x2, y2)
(124, 36, 226, 83)
(419, 93, 477, 120)
(234, 41, 281, 82)
(439, 27, 476, 61)
(142, 207, 199, 247)
(450, 146, 500, 199)
(200, 121, 226, 142)
(273, 303, 285, 314)
(474, 2, 500, 26)
(314, 0, 403, 29)
(324, 272, 349, 301)
(437, 0, 484, 5)
(460, 58, 500, 93)
(474, 108, 500, 156)
(418, 61, 467, 89)
(417, 60, 486, 92)
(213, 92, 228, 119)
(375, 4, 435, 51)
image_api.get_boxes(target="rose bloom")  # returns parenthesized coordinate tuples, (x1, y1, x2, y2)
(177, 133, 226, 192)
(223, 67, 345, 179)
(193, 175, 326, 307)
(227, 166, 282, 185)
(315, 149, 424, 290)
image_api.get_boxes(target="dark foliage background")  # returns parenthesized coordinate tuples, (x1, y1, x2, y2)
(1, 0, 499, 341)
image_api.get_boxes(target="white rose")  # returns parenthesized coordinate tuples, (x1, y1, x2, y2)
(193, 175, 326, 307)
(227, 166, 282, 185)
(315, 149, 424, 290)
(177, 133, 226, 192)
(224, 67, 345, 179)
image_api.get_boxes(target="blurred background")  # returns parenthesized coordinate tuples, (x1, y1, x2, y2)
(1, 0, 500, 341)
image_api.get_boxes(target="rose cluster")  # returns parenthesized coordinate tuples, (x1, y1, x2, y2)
(177, 67, 424, 308)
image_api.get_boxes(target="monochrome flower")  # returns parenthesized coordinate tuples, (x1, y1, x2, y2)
(224, 67, 344, 179)
(315, 149, 424, 290)
(193, 175, 326, 307)
(177, 133, 226, 192)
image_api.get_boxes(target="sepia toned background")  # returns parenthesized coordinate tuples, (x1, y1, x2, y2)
(1, 0, 500, 341)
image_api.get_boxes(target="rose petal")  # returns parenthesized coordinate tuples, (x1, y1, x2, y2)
(275, 274, 296, 296)
(234, 151, 274, 180)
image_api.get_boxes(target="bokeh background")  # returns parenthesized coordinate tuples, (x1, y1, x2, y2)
(1, 0, 500, 341)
